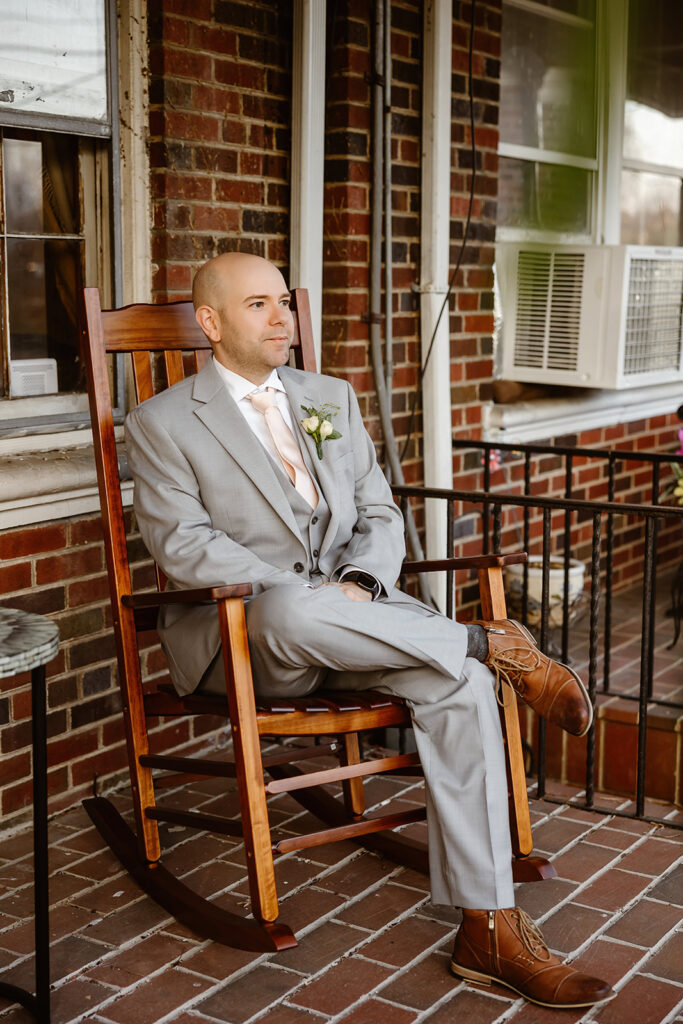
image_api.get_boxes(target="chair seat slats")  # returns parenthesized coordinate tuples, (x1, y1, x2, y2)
(150, 681, 408, 719)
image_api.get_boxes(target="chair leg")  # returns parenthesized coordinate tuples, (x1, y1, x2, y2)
(118, 607, 163, 865)
(217, 597, 279, 924)
(340, 733, 366, 817)
(478, 566, 535, 859)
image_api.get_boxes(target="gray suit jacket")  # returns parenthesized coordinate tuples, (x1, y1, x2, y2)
(124, 360, 406, 694)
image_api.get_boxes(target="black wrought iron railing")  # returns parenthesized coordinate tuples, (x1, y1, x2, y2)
(453, 439, 681, 697)
(392, 449, 683, 827)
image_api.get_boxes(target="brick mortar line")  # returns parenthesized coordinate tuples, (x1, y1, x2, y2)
(658, 999, 683, 1024)
(0, 920, 200, 1023)
(536, 839, 669, 935)
(0, 887, 180, 968)
(531, 796, 663, 865)
(145, 871, 431, 1020)
(636, 970, 683, 990)
(537, 826, 679, 886)
(315, 935, 459, 1024)
(562, 856, 682, 965)
(578, 919, 683, 1024)
(214, 886, 440, 1023)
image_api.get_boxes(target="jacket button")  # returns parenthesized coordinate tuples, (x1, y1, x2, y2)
(294, 562, 304, 573)
(311, 516, 319, 525)
(313, 549, 319, 558)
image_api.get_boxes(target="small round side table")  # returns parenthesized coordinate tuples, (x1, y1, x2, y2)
(0, 608, 59, 1024)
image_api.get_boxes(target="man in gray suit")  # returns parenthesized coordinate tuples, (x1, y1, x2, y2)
(125, 252, 613, 1009)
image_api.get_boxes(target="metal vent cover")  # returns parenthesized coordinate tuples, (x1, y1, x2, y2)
(513, 250, 584, 371)
(623, 257, 683, 375)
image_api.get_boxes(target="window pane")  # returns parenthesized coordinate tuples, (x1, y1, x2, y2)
(500, 2, 596, 158)
(498, 156, 591, 233)
(623, 0, 683, 167)
(7, 236, 84, 393)
(0, 0, 107, 125)
(621, 170, 683, 247)
(4, 134, 78, 234)
(529, 0, 594, 14)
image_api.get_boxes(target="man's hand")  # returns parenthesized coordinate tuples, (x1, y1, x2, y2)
(320, 581, 372, 603)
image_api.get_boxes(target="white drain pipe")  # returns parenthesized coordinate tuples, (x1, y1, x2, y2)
(420, 0, 454, 608)
(290, 0, 326, 367)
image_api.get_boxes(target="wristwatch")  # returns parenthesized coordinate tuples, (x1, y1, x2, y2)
(341, 570, 381, 599)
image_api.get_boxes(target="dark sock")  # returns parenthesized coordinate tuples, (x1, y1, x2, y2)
(466, 624, 489, 662)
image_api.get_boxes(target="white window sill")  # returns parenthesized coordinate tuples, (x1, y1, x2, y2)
(483, 381, 683, 444)
(0, 437, 131, 530)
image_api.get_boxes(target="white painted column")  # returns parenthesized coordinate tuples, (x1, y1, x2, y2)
(290, 0, 327, 368)
(420, 0, 454, 607)
(117, 0, 152, 305)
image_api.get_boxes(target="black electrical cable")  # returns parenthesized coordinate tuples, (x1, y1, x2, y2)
(399, 0, 478, 463)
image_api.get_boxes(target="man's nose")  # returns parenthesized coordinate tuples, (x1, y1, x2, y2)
(269, 303, 285, 324)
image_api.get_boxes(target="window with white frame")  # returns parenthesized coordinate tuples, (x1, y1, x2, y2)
(498, 0, 683, 246)
(0, 0, 120, 433)
(498, 0, 597, 240)
(620, 0, 683, 246)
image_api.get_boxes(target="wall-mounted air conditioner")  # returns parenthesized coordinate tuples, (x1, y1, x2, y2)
(496, 243, 683, 389)
(9, 358, 59, 397)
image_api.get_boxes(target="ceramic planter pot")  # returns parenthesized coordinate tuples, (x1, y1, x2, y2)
(504, 555, 586, 628)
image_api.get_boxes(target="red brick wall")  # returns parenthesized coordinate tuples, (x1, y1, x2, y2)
(0, 514, 222, 828)
(322, 0, 502, 481)
(322, 0, 421, 475)
(449, 1, 500, 443)
(148, 0, 294, 300)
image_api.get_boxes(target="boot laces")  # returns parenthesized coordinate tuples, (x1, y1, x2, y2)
(487, 644, 541, 708)
(510, 908, 551, 962)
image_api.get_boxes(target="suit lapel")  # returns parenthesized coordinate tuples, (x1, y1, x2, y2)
(192, 361, 302, 543)
(279, 368, 341, 558)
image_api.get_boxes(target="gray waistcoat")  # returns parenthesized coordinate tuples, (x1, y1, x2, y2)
(270, 439, 330, 578)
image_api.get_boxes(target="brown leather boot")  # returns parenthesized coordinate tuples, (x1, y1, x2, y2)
(451, 908, 615, 1008)
(474, 618, 593, 736)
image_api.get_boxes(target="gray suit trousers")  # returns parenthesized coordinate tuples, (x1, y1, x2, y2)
(201, 582, 515, 910)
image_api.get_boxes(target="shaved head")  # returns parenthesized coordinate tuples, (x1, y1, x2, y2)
(192, 252, 294, 385)
(192, 252, 282, 312)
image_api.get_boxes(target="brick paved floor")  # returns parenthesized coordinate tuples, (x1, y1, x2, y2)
(0, 768, 680, 1024)
(0, 572, 680, 1023)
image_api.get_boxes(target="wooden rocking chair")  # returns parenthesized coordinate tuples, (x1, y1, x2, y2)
(81, 286, 553, 953)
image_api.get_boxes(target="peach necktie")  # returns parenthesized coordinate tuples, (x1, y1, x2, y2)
(248, 388, 318, 509)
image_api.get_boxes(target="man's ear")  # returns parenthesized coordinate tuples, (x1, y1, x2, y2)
(195, 304, 221, 343)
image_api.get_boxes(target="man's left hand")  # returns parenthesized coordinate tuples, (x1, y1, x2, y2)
(321, 581, 373, 602)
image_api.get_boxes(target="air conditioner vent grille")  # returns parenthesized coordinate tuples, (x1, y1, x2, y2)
(624, 258, 683, 375)
(513, 250, 583, 371)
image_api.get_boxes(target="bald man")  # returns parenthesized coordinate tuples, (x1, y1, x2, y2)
(124, 252, 612, 1009)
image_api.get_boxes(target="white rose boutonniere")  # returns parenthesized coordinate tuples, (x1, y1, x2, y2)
(300, 403, 342, 459)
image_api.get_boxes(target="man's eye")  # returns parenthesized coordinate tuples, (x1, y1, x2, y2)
(281, 299, 291, 308)
(251, 301, 264, 309)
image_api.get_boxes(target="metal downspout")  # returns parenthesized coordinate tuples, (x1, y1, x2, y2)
(383, 0, 393, 396)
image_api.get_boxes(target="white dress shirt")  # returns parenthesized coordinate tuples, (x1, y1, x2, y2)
(212, 358, 301, 470)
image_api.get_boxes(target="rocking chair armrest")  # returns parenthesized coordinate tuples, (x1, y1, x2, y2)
(122, 583, 253, 610)
(401, 553, 527, 574)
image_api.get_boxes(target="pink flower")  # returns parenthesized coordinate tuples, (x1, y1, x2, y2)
(482, 449, 501, 472)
